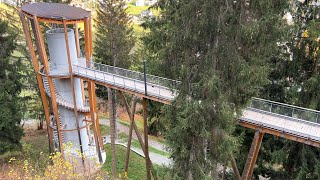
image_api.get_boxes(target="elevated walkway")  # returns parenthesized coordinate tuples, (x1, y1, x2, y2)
(42, 59, 320, 148)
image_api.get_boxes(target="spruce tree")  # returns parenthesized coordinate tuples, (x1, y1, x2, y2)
(144, 0, 288, 178)
(256, 1, 320, 179)
(0, 19, 24, 154)
(94, 0, 134, 177)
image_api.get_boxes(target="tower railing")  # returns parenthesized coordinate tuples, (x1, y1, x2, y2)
(249, 97, 320, 124)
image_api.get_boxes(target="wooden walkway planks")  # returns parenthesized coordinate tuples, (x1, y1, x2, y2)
(241, 109, 320, 142)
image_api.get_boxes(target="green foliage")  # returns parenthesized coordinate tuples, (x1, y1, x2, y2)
(94, 0, 135, 68)
(144, 0, 288, 178)
(0, 19, 24, 154)
(94, 0, 135, 99)
(256, 1, 320, 179)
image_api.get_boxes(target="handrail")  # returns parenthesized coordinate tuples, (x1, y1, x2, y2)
(73, 64, 175, 91)
(249, 98, 320, 123)
(46, 59, 320, 124)
(72, 63, 177, 101)
(252, 97, 320, 114)
(91, 60, 181, 83)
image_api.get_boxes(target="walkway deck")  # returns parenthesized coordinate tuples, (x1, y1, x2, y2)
(45, 59, 320, 147)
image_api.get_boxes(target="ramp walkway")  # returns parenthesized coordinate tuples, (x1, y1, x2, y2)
(44, 59, 320, 148)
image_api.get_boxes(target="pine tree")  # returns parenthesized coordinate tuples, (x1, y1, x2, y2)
(0, 19, 24, 154)
(144, 0, 288, 178)
(94, 0, 135, 177)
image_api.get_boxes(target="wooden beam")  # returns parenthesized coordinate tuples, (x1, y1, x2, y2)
(63, 20, 84, 160)
(230, 154, 241, 180)
(84, 17, 91, 63)
(241, 130, 264, 180)
(19, 11, 54, 153)
(108, 88, 117, 178)
(74, 23, 81, 58)
(142, 98, 151, 180)
(89, 17, 93, 56)
(118, 91, 146, 153)
(92, 84, 104, 150)
(239, 121, 320, 148)
(87, 82, 103, 163)
(32, 16, 64, 155)
(118, 91, 158, 180)
(124, 96, 138, 173)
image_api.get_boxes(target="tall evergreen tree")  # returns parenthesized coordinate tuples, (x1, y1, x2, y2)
(255, 1, 320, 179)
(144, 0, 288, 178)
(0, 19, 24, 154)
(94, 0, 135, 177)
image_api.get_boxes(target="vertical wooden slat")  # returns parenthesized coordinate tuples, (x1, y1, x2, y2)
(88, 82, 103, 163)
(19, 11, 54, 153)
(62, 20, 84, 160)
(92, 84, 104, 150)
(33, 16, 64, 155)
(74, 23, 81, 58)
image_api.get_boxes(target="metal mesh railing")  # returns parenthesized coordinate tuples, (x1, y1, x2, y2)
(91, 61, 181, 89)
(249, 97, 320, 123)
(72, 59, 180, 100)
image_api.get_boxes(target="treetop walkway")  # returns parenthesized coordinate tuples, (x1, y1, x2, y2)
(43, 58, 320, 148)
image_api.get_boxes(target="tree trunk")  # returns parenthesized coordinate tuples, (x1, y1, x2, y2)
(38, 119, 44, 130)
(37, 114, 44, 130)
(108, 88, 117, 178)
(108, 88, 118, 139)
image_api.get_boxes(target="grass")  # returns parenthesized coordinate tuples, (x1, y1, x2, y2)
(100, 124, 110, 136)
(131, 139, 170, 157)
(100, 123, 169, 157)
(98, 112, 109, 119)
(102, 144, 171, 179)
(0, 127, 50, 177)
(118, 119, 144, 133)
(102, 144, 147, 179)
(127, 4, 150, 15)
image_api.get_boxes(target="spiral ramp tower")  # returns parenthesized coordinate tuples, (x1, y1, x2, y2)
(45, 28, 90, 154)
(19, 3, 105, 166)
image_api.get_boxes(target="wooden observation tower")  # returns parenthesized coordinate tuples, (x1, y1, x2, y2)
(19, 3, 154, 178)
(19, 2, 105, 165)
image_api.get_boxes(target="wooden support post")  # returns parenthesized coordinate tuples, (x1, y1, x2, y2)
(124, 97, 138, 173)
(118, 92, 146, 153)
(142, 98, 151, 180)
(88, 17, 93, 56)
(74, 23, 81, 58)
(19, 11, 54, 153)
(92, 84, 104, 150)
(84, 17, 91, 65)
(108, 88, 117, 178)
(241, 131, 264, 180)
(63, 20, 84, 161)
(32, 16, 64, 155)
(231, 154, 241, 180)
(87, 82, 103, 163)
